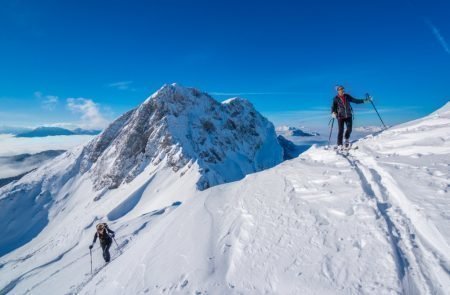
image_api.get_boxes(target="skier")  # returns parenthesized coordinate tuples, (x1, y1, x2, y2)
(331, 85, 372, 149)
(89, 223, 115, 263)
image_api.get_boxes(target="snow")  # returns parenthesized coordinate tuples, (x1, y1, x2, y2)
(354, 125, 384, 133)
(0, 96, 449, 294)
(80, 83, 282, 190)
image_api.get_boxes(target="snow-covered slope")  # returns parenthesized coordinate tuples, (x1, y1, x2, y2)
(1, 101, 449, 294)
(78, 101, 449, 294)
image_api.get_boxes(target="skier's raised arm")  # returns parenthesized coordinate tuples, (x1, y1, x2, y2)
(346, 94, 364, 104)
(347, 94, 372, 104)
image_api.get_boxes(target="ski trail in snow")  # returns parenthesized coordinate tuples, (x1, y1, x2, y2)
(337, 151, 421, 294)
(203, 194, 217, 276)
(69, 201, 182, 294)
(357, 154, 450, 293)
(0, 243, 78, 295)
(66, 239, 130, 295)
(338, 146, 450, 294)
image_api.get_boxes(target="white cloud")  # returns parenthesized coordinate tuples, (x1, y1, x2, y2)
(67, 98, 109, 129)
(425, 19, 450, 55)
(108, 81, 134, 91)
(35, 91, 59, 110)
(0, 134, 94, 157)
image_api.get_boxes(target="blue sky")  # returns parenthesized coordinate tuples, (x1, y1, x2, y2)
(1, 0, 449, 131)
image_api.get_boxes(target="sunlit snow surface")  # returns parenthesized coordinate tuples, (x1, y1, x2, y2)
(1, 102, 449, 294)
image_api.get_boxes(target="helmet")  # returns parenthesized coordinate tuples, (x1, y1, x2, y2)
(336, 85, 345, 91)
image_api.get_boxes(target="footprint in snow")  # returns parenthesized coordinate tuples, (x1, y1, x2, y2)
(313, 211, 330, 226)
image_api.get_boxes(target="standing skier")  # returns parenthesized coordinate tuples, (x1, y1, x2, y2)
(89, 223, 115, 263)
(331, 85, 372, 148)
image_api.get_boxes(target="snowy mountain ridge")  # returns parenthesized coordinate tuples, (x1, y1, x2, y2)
(276, 125, 320, 137)
(0, 97, 449, 294)
(80, 83, 282, 190)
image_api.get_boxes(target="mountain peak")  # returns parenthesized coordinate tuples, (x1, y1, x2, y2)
(144, 83, 212, 105)
(81, 84, 283, 190)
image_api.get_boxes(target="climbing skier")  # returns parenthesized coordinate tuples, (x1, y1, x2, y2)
(331, 85, 372, 149)
(89, 223, 115, 263)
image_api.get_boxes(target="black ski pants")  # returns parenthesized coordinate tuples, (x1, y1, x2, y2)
(337, 117, 353, 146)
(101, 240, 112, 262)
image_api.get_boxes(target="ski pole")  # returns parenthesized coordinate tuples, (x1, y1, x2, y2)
(327, 117, 335, 146)
(112, 236, 119, 250)
(89, 248, 93, 274)
(366, 93, 387, 129)
(106, 231, 120, 251)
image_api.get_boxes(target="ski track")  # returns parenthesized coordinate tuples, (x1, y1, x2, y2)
(337, 150, 420, 294)
(0, 202, 182, 295)
(66, 239, 130, 295)
(69, 202, 182, 295)
(0, 243, 79, 295)
(336, 144, 450, 294)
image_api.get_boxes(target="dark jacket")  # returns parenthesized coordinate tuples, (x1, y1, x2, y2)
(92, 226, 115, 245)
(331, 94, 365, 119)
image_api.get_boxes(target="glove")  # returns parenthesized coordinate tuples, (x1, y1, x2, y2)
(89, 245, 93, 250)
(110, 233, 115, 238)
(331, 112, 337, 119)
(364, 96, 373, 103)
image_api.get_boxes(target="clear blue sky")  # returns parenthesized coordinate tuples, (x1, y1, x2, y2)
(1, 0, 449, 130)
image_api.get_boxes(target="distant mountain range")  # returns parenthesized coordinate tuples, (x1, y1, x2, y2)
(0, 126, 33, 135)
(276, 125, 320, 137)
(15, 127, 101, 138)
